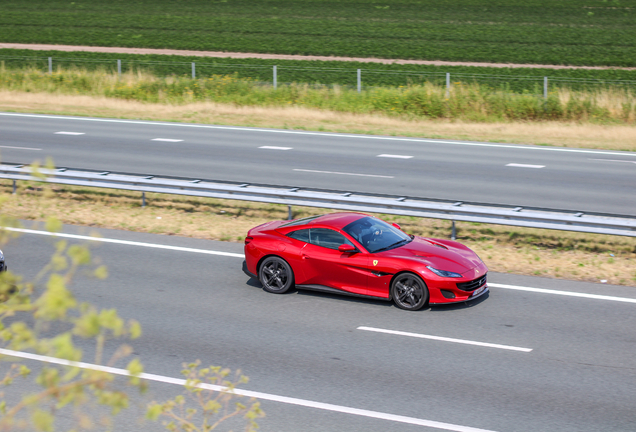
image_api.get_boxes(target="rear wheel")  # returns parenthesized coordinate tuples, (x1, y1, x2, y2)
(259, 256, 294, 294)
(391, 273, 428, 311)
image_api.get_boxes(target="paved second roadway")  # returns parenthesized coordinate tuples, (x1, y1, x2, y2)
(1, 112, 635, 216)
(5, 224, 636, 431)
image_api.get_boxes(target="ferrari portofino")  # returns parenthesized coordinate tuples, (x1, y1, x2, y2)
(244, 213, 488, 311)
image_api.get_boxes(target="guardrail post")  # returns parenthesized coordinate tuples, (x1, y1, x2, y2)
(48, 57, 52, 74)
(12, 180, 16, 194)
(273, 65, 277, 89)
(357, 69, 361, 93)
(192, 62, 196, 79)
(544, 76, 548, 99)
(451, 220, 456, 240)
(446, 72, 450, 98)
(117, 59, 121, 77)
(287, 205, 292, 220)
(142, 191, 146, 208)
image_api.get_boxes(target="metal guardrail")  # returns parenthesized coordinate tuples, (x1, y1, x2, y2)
(1, 164, 635, 237)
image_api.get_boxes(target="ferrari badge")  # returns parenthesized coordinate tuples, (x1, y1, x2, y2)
(373, 260, 378, 266)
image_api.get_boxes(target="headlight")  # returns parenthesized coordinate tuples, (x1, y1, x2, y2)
(426, 266, 462, 278)
(0, 249, 4, 261)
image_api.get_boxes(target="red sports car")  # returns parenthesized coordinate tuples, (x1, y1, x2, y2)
(244, 212, 488, 311)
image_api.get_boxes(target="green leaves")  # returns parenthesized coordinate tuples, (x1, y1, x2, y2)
(1, 0, 635, 66)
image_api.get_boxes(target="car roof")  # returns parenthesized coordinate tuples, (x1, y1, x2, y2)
(302, 212, 367, 229)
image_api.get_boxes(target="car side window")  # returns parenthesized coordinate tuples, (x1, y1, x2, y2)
(287, 229, 310, 243)
(309, 228, 354, 250)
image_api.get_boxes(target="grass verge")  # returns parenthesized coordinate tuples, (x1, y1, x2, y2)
(2, 67, 636, 126)
(1, 89, 635, 151)
(2, 180, 635, 287)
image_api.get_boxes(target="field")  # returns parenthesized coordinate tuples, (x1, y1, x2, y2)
(1, 0, 636, 67)
(3, 49, 636, 95)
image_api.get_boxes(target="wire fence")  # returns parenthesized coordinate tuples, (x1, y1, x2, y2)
(2, 54, 635, 96)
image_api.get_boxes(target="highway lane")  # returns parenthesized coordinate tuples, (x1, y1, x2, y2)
(3, 224, 636, 431)
(1, 112, 635, 216)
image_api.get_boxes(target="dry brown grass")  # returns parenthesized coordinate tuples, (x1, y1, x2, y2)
(2, 180, 635, 288)
(1, 90, 636, 151)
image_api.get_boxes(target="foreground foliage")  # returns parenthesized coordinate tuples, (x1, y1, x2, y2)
(0, 167, 263, 431)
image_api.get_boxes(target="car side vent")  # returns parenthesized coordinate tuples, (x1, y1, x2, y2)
(426, 240, 448, 250)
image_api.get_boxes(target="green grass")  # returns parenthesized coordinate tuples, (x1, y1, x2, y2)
(1, 0, 636, 66)
(2, 65, 635, 123)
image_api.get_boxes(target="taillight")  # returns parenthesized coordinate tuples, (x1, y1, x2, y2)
(245, 236, 254, 245)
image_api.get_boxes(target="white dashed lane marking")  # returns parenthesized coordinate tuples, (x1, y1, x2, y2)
(259, 146, 292, 150)
(589, 158, 636, 165)
(293, 169, 394, 178)
(152, 138, 184, 142)
(506, 163, 545, 169)
(377, 154, 414, 159)
(0, 145, 41, 151)
(55, 131, 85, 135)
(358, 327, 533, 352)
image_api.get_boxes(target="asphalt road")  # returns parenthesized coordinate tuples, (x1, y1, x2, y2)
(1, 112, 635, 216)
(4, 224, 636, 432)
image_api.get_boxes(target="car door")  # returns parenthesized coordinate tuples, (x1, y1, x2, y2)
(299, 228, 369, 296)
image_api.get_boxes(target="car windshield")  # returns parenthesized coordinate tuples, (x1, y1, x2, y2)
(343, 217, 411, 253)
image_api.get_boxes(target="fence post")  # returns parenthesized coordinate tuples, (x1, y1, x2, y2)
(48, 57, 52, 74)
(357, 69, 361, 93)
(451, 220, 456, 240)
(544, 76, 548, 99)
(273, 65, 277, 89)
(117, 59, 121, 77)
(287, 205, 293, 220)
(12, 180, 16, 194)
(192, 62, 196, 79)
(446, 72, 450, 98)
(142, 191, 146, 208)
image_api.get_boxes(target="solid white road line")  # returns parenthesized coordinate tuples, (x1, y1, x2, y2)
(3, 112, 635, 158)
(259, 146, 292, 150)
(9, 228, 636, 305)
(55, 131, 85, 135)
(0, 145, 41, 151)
(152, 138, 183, 142)
(377, 154, 414, 159)
(0, 348, 496, 432)
(505, 163, 545, 169)
(293, 168, 394, 178)
(4, 228, 243, 258)
(358, 326, 532, 352)
(489, 283, 636, 304)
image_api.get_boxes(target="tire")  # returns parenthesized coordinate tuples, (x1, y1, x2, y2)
(391, 273, 429, 311)
(259, 256, 294, 294)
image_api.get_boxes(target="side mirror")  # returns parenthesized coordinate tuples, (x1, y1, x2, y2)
(338, 244, 357, 253)
(392, 222, 402, 230)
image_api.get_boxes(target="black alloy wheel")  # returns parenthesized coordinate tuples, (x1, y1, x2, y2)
(391, 273, 429, 311)
(259, 256, 294, 294)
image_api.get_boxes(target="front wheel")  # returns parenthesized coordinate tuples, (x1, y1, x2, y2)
(391, 273, 428, 311)
(259, 256, 294, 294)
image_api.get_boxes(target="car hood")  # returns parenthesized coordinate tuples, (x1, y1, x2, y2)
(378, 237, 483, 274)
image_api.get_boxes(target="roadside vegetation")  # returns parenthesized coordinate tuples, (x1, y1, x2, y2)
(2, 180, 635, 287)
(2, 67, 636, 130)
(1, 0, 635, 66)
